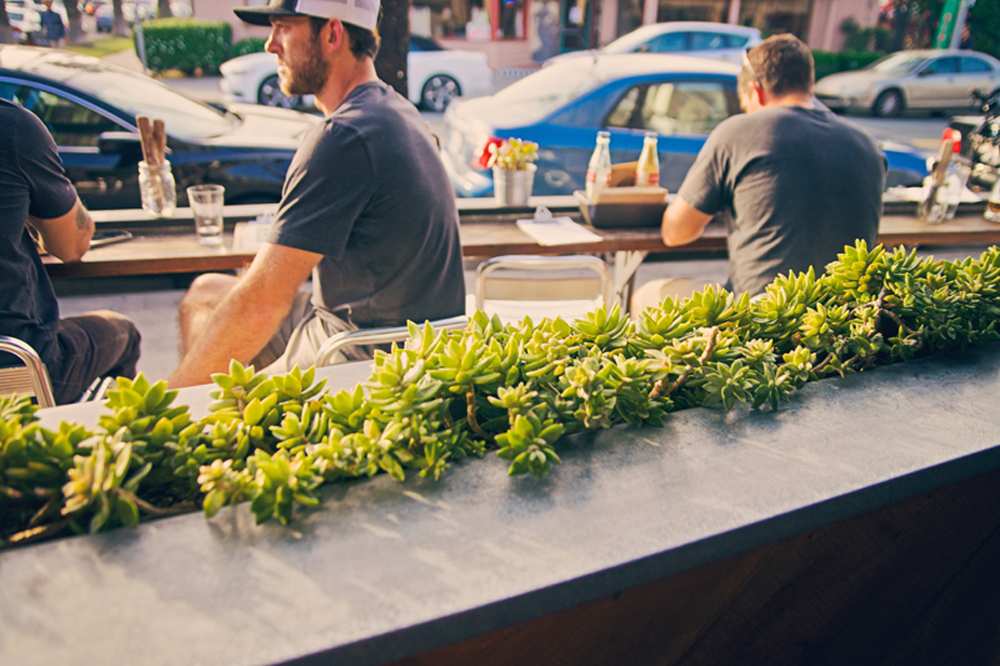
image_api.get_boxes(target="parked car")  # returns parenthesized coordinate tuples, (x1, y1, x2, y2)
(443, 54, 929, 198)
(0, 45, 318, 209)
(544, 22, 761, 68)
(815, 49, 1000, 118)
(219, 35, 493, 113)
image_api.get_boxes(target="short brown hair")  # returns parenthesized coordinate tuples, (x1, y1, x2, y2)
(742, 34, 814, 98)
(309, 17, 381, 59)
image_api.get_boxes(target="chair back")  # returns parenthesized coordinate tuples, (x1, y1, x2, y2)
(314, 316, 469, 368)
(0, 336, 56, 408)
(473, 254, 612, 322)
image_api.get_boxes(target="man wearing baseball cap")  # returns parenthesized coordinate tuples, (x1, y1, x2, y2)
(169, 0, 466, 387)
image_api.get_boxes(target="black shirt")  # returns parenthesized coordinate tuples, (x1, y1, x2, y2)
(678, 105, 885, 296)
(0, 99, 78, 369)
(270, 81, 466, 328)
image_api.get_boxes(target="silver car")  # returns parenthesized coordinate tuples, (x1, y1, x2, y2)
(815, 49, 1000, 117)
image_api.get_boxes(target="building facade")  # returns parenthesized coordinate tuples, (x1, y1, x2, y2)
(197, 0, 881, 72)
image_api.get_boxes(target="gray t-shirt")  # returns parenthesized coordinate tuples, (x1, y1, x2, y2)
(678, 105, 885, 296)
(270, 80, 465, 327)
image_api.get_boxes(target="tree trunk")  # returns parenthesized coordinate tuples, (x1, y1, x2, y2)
(891, 0, 912, 51)
(113, 0, 128, 36)
(374, 0, 409, 99)
(64, 0, 83, 43)
(158, 0, 173, 18)
(0, 3, 13, 45)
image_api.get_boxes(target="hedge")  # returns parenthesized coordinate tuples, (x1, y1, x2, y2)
(137, 19, 233, 74)
(813, 50, 884, 81)
(230, 37, 267, 59)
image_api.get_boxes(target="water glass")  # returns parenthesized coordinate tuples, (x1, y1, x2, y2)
(138, 160, 177, 218)
(186, 185, 225, 246)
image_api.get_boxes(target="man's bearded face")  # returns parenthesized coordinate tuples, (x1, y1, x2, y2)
(277, 26, 330, 96)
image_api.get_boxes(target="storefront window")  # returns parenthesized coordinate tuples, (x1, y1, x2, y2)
(738, 0, 811, 39)
(411, 0, 490, 40)
(615, 0, 643, 39)
(656, 0, 731, 23)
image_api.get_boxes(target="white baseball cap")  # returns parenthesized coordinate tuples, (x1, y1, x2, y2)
(235, 0, 380, 33)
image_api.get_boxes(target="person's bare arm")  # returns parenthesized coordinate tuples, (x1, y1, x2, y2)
(168, 243, 322, 388)
(661, 196, 713, 247)
(30, 199, 94, 263)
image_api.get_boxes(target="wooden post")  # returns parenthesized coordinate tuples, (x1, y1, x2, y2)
(375, 0, 410, 98)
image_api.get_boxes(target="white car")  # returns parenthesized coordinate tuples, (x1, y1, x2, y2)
(219, 35, 493, 113)
(544, 22, 761, 67)
(5, 0, 68, 42)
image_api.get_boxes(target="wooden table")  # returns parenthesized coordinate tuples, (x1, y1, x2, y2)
(46, 199, 1000, 309)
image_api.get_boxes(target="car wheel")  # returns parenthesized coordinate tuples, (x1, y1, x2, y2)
(420, 75, 461, 113)
(872, 89, 904, 118)
(257, 75, 302, 109)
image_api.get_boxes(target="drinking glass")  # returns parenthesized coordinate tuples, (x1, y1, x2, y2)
(186, 185, 225, 246)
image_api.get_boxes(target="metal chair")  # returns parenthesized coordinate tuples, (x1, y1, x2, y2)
(472, 255, 613, 323)
(0, 336, 56, 408)
(314, 315, 469, 368)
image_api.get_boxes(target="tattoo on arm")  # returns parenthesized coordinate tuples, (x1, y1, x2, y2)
(75, 203, 94, 232)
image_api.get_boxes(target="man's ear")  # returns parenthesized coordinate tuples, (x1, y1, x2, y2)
(752, 82, 767, 108)
(326, 19, 348, 51)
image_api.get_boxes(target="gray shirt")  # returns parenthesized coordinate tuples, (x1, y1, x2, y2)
(678, 105, 885, 296)
(271, 81, 465, 327)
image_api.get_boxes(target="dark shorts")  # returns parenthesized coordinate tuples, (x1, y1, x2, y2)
(51, 312, 141, 404)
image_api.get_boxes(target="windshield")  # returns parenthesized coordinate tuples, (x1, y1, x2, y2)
(492, 62, 603, 119)
(868, 52, 928, 75)
(603, 27, 663, 54)
(59, 62, 236, 140)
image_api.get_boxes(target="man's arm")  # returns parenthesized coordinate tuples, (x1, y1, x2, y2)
(168, 242, 322, 388)
(661, 196, 713, 247)
(30, 199, 94, 263)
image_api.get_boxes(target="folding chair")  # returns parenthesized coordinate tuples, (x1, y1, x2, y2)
(0, 336, 56, 408)
(0, 335, 115, 408)
(314, 315, 469, 368)
(471, 255, 613, 324)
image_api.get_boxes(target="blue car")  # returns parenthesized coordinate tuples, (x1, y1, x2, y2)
(442, 54, 928, 197)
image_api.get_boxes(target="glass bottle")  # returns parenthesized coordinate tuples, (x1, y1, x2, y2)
(986, 178, 1000, 223)
(586, 131, 612, 200)
(138, 160, 177, 218)
(635, 131, 660, 187)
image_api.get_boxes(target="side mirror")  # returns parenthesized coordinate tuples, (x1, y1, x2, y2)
(634, 44, 651, 53)
(97, 131, 143, 164)
(917, 68, 934, 78)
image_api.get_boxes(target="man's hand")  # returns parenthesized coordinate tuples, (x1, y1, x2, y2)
(661, 196, 713, 247)
(30, 199, 94, 263)
(168, 242, 322, 388)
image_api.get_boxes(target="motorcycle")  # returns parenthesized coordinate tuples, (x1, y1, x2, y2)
(954, 89, 1000, 192)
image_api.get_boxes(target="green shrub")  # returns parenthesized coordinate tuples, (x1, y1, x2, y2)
(230, 37, 267, 59)
(813, 50, 885, 81)
(137, 18, 233, 74)
(970, 0, 1000, 61)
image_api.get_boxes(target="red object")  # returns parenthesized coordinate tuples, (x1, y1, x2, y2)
(950, 129, 963, 153)
(478, 136, 503, 170)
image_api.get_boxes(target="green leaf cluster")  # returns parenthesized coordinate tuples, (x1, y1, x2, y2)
(2, 242, 999, 546)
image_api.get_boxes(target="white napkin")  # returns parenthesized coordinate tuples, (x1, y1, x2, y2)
(515, 206, 602, 246)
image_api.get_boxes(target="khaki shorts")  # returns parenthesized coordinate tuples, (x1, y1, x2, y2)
(251, 292, 372, 374)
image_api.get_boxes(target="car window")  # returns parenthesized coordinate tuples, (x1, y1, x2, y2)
(8, 85, 120, 147)
(924, 57, 960, 75)
(724, 34, 749, 48)
(960, 57, 992, 74)
(690, 32, 728, 50)
(644, 32, 687, 53)
(606, 80, 737, 135)
(606, 86, 641, 127)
